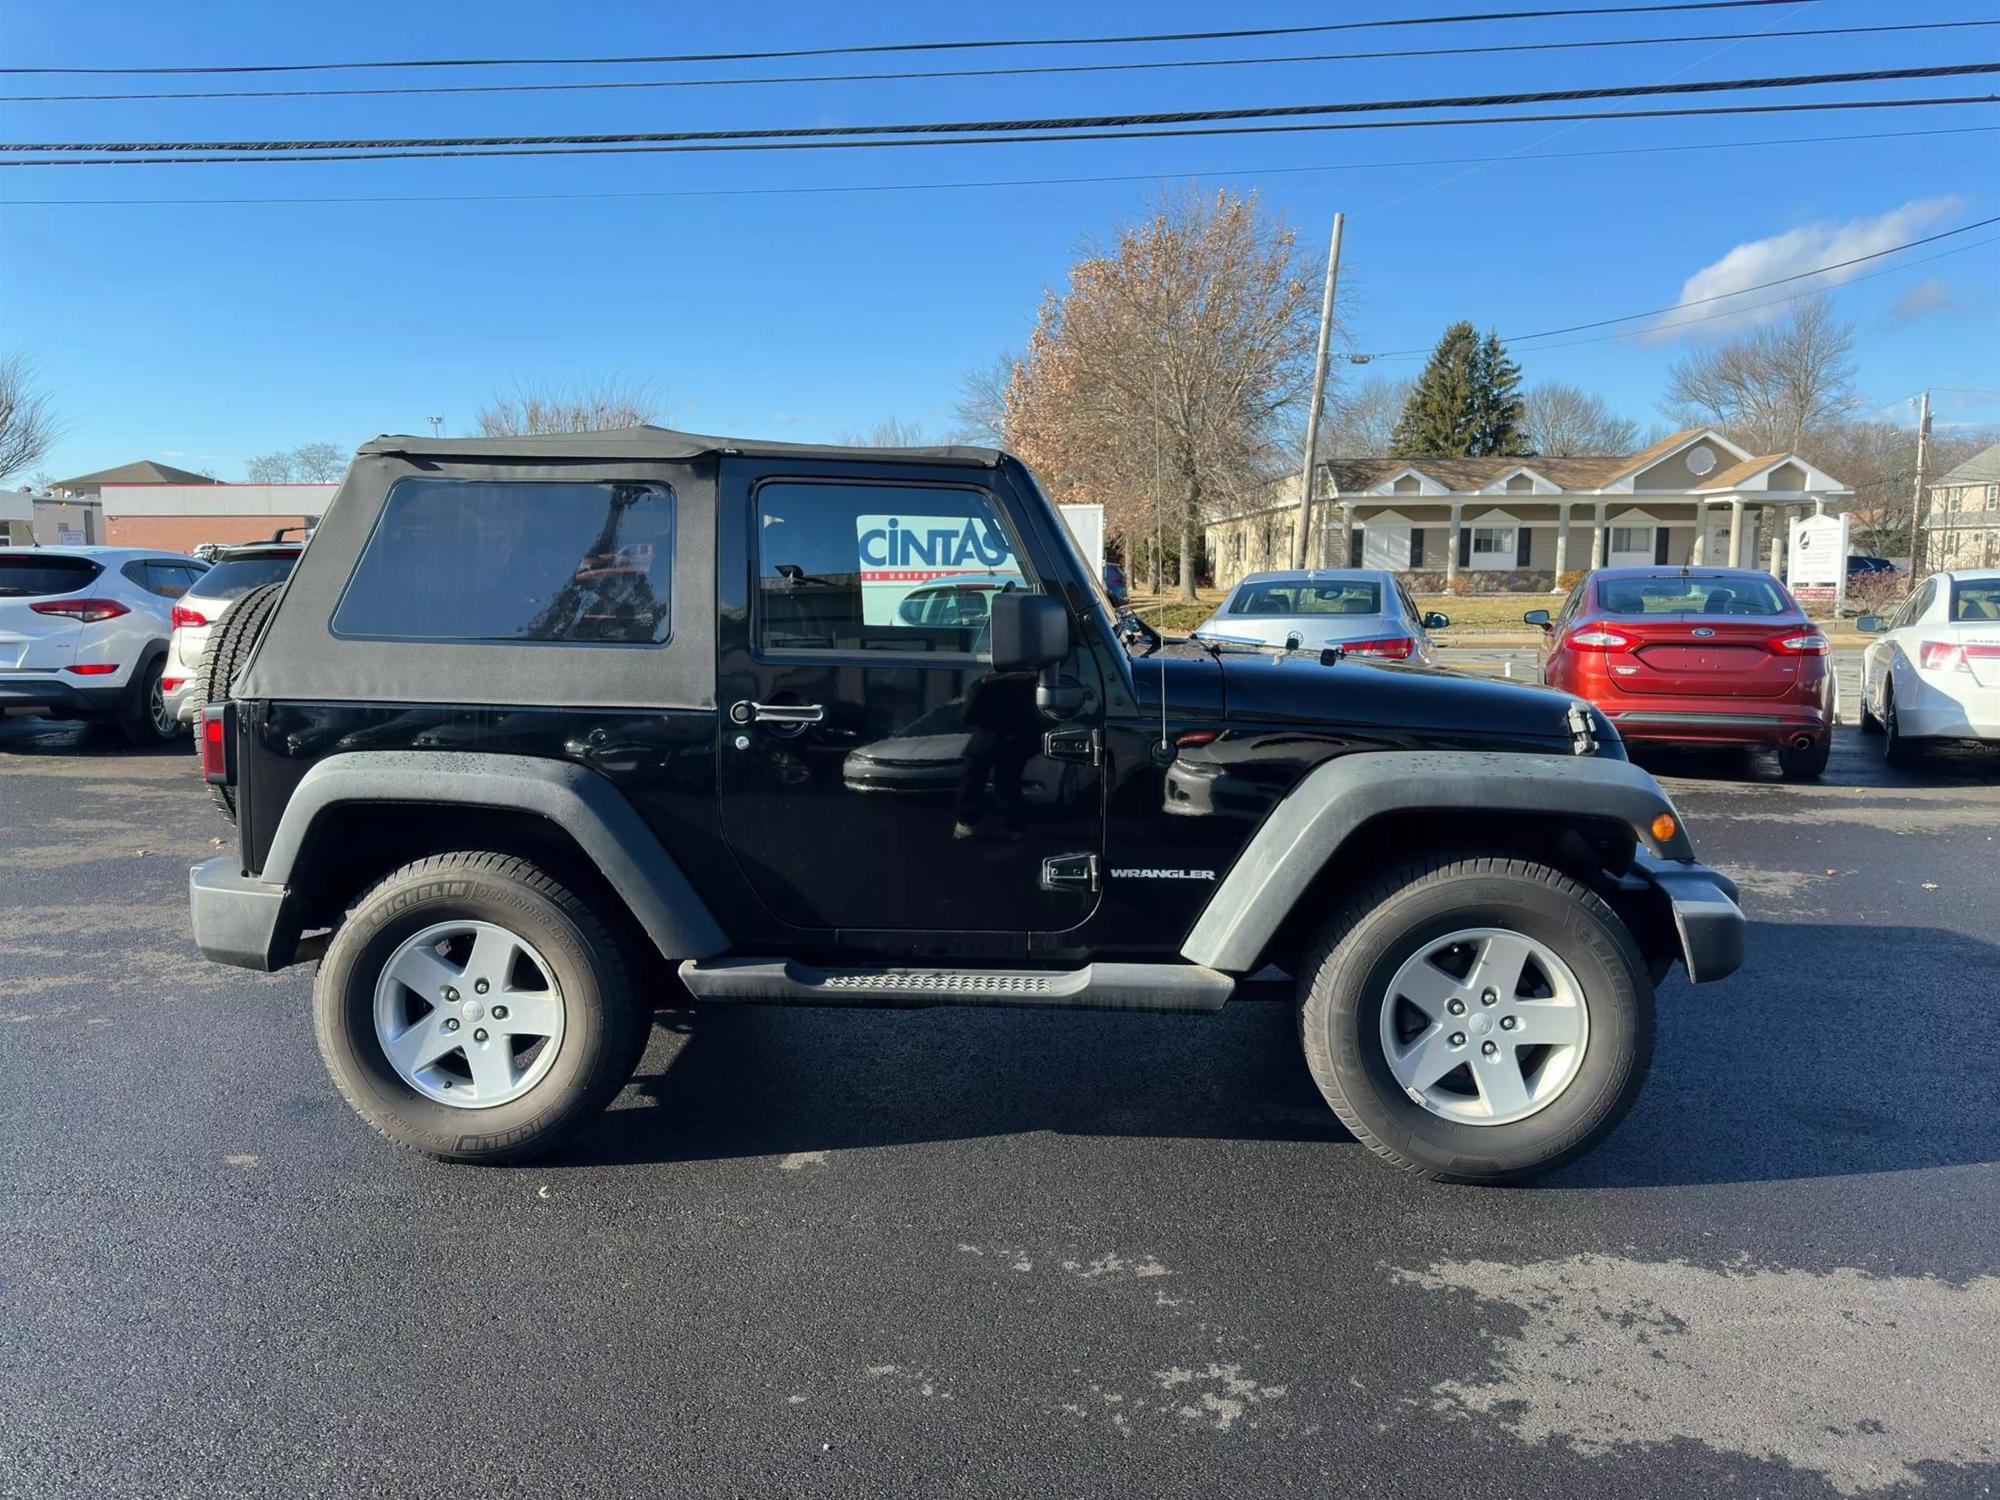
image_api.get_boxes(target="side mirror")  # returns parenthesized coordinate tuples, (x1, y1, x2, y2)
(989, 592, 1070, 673)
(1422, 611, 1451, 630)
(1522, 608, 1552, 628)
(1855, 615, 1885, 634)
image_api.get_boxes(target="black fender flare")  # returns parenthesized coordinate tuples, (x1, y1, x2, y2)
(260, 750, 728, 965)
(1179, 750, 1696, 974)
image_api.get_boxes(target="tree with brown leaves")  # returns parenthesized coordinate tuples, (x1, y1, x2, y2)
(1004, 189, 1325, 599)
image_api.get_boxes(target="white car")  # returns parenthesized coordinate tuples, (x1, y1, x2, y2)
(0, 545, 209, 744)
(161, 539, 302, 725)
(1858, 567, 2000, 766)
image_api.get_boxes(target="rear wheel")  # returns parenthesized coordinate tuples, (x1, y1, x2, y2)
(196, 580, 285, 820)
(1298, 855, 1653, 1184)
(1778, 734, 1830, 781)
(1881, 682, 1925, 769)
(314, 852, 646, 1163)
(117, 656, 182, 745)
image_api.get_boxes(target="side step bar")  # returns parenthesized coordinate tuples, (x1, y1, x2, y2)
(677, 958, 1234, 1013)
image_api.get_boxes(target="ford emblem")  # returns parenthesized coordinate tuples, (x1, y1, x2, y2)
(1692, 626, 1715, 637)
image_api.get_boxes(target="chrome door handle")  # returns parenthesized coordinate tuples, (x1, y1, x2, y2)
(730, 701, 825, 725)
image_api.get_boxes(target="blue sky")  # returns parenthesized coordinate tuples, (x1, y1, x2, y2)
(2, 0, 1996, 481)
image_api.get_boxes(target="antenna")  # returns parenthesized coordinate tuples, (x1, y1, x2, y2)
(1154, 367, 1170, 761)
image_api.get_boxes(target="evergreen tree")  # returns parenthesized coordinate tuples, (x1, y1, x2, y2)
(1388, 322, 1527, 457)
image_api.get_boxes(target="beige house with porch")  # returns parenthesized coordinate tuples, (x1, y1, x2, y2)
(1206, 428, 1851, 591)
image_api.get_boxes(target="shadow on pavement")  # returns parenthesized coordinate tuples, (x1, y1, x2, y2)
(558, 919, 1999, 1189)
(0, 714, 193, 759)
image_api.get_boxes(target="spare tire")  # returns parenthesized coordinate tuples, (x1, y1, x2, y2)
(195, 580, 285, 822)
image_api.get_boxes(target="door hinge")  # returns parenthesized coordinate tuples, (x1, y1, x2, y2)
(1043, 725, 1101, 766)
(1040, 852, 1100, 894)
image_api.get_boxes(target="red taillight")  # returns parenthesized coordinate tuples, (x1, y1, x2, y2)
(1342, 635, 1416, 660)
(160, 676, 186, 692)
(62, 662, 119, 675)
(1920, 640, 1970, 673)
(200, 710, 229, 781)
(1769, 631, 1830, 656)
(1566, 622, 1633, 651)
(170, 604, 209, 631)
(29, 597, 130, 624)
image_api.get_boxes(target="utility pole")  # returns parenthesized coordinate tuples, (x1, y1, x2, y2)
(1290, 211, 1345, 570)
(1908, 390, 1932, 579)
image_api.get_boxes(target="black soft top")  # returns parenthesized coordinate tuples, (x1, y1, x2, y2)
(359, 425, 1001, 468)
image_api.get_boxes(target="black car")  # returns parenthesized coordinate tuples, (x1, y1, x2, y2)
(187, 426, 1741, 1184)
(1847, 554, 1900, 577)
(1102, 562, 1130, 606)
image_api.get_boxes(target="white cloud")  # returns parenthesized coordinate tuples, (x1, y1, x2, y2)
(1890, 277, 1958, 325)
(1651, 196, 1966, 341)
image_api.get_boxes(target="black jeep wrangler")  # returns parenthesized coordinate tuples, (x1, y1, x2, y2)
(188, 427, 1742, 1183)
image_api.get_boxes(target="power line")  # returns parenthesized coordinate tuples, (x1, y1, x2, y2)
(7, 122, 1988, 208)
(9, 19, 1983, 105)
(1369, 213, 2000, 353)
(7, 62, 1990, 155)
(6, 95, 1991, 167)
(0, 2, 1816, 76)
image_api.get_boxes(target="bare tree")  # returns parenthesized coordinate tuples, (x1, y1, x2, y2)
(952, 352, 1017, 446)
(476, 375, 661, 436)
(840, 417, 930, 447)
(1519, 382, 1641, 456)
(0, 355, 60, 483)
(246, 450, 296, 484)
(290, 442, 346, 482)
(1663, 296, 1860, 452)
(1322, 375, 1412, 457)
(1005, 188, 1325, 599)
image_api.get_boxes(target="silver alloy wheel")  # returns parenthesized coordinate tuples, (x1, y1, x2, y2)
(1378, 926, 1589, 1126)
(148, 673, 177, 737)
(372, 919, 566, 1109)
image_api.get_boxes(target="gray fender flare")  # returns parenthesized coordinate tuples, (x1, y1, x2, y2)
(1179, 750, 1692, 974)
(262, 750, 728, 963)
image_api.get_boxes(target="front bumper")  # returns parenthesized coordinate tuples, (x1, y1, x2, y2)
(1627, 852, 1744, 984)
(190, 856, 298, 971)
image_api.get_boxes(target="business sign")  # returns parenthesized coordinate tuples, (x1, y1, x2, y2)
(855, 513, 1025, 625)
(1787, 511, 1849, 611)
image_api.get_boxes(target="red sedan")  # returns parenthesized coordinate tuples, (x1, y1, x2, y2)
(1527, 567, 1834, 780)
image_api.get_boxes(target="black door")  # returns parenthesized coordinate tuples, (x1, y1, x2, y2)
(715, 459, 1105, 946)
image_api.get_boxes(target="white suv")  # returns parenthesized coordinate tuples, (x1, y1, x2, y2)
(161, 540, 302, 725)
(1859, 567, 2000, 766)
(0, 546, 209, 744)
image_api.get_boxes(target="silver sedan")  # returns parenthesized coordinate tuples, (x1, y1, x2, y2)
(1192, 568, 1449, 664)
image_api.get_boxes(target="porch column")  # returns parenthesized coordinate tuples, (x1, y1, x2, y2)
(1588, 504, 1606, 569)
(1689, 504, 1707, 565)
(1727, 499, 1745, 567)
(1768, 522, 1783, 578)
(1554, 504, 1571, 578)
(1445, 502, 1464, 584)
(1341, 500, 1356, 569)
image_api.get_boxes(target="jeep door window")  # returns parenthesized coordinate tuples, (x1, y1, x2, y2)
(333, 478, 675, 644)
(754, 480, 1032, 657)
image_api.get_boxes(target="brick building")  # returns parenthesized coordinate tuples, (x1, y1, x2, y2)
(51, 462, 337, 550)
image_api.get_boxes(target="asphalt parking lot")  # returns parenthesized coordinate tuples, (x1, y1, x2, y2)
(3, 661, 1996, 1499)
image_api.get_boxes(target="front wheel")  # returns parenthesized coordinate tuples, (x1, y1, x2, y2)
(1298, 856, 1654, 1184)
(314, 852, 646, 1163)
(1881, 683, 1925, 770)
(118, 657, 182, 745)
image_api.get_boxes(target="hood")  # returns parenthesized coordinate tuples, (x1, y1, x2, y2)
(1197, 642, 1607, 754)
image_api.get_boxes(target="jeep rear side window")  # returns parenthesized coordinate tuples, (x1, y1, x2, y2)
(754, 480, 1031, 656)
(333, 479, 675, 645)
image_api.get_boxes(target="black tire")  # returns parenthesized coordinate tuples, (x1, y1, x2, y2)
(314, 852, 645, 1164)
(196, 580, 285, 820)
(1777, 734, 1831, 781)
(117, 654, 181, 745)
(1881, 682, 1924, 770)
(1298, 855, 1654, 1185)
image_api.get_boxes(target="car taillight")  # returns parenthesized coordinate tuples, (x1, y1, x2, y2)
(199, 704, 234, 784)
(1566, 622, 1633, 651)
(1769, 631, 1830, 656)
(29, 597, 130, 623)
(1342, 635, 1415, 660)
(62, 663, 119, 675)
(160, 676, 186, 692)
(1920, 640, 1971, 672)
(171, 604, 209, 631)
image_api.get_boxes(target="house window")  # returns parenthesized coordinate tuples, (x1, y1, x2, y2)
(1471, 527, 1515, 556)
(1610, 526, 1651, 553)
